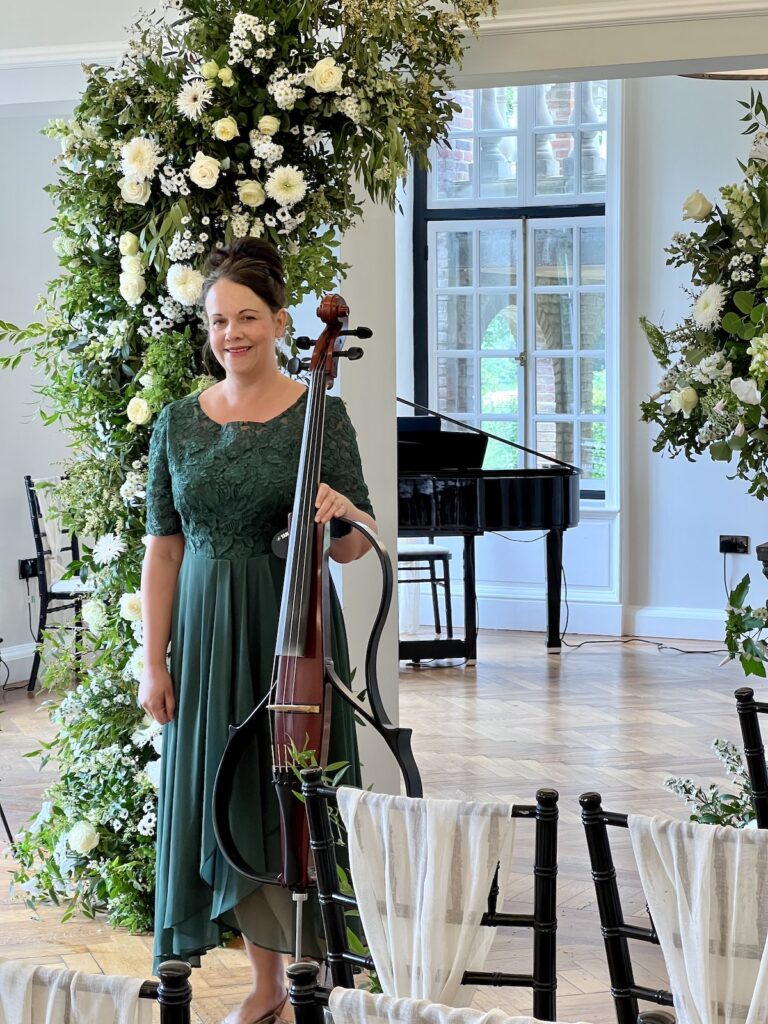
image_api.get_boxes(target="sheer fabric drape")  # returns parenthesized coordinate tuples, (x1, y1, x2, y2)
(0, 960, 151, 1024)
(336, 788, 516, 1006)
(628, 814, 768, 1024)
(328, 985, 591, 1024)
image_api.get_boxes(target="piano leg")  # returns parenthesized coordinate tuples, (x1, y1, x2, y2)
(545, 529, 563, 651)
(463, 535, 477, 662)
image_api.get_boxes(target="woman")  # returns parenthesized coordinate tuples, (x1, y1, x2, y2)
(139, 237, 376, 1024)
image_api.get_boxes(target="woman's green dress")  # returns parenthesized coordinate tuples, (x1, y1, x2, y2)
(145, 390, 371, 971)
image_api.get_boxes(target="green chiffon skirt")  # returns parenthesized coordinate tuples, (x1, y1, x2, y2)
(153, 550, 361, 971)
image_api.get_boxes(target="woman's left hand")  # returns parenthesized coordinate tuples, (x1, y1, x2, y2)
(315, 483, 352, 524)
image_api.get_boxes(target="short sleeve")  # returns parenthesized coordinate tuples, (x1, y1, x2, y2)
(322, 398, 374, 519)
(145, 404, 182, 536)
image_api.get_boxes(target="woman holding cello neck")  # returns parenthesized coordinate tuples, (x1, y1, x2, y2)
(139, 236, 375, 1024)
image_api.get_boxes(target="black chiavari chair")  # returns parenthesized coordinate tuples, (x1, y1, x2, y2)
(734, 686, 768, 828)
(301, 767, 559, 1020)
(579, 793, 675, 1024)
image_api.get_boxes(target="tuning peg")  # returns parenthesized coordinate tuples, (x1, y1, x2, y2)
(295, 336, 313, 350)
(339, 327, 373, 339)
(286, 356, 308, 376)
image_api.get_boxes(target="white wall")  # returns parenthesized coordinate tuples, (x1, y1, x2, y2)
(622, 76, 768, 636)
(0, 103, 72, 679)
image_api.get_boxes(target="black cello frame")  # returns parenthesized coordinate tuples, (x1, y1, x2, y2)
(301, 767, 559, 1021)
(734, 686, 768, 828)
(579, 792, 675, 1024)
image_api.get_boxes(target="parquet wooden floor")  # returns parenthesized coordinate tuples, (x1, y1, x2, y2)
(0, 630, 751, 1023)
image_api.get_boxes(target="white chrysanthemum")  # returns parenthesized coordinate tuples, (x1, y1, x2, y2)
(693, 283, 727, 330)
(93, 532, 127, 566)
(176, 79, 212, 120)
(120, 136, 163, 181)
(126, 645, 145, 682)
(131, 716, 162, 748)
(167, 263, 204, 306)
(119, 592, 143, 622)
(265, 165, 307, 207)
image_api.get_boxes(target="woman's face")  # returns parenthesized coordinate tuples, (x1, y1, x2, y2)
(205, 278, 287, 375)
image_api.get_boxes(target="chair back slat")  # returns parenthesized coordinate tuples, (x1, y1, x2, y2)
(735, 687, 768, 829)
(579, 792, 670, 1024)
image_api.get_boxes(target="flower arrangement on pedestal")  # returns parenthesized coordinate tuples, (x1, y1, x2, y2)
(1, 0, 496, 930)
(640, 92, 768, 498)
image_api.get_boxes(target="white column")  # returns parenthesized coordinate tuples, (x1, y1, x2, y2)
(338, 196, 402, 793)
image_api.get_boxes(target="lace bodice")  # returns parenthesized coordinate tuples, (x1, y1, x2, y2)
(146, 391, 374, 559)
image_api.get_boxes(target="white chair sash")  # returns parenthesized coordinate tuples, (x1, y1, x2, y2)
(33, 479, 69, 586)
(0, 959, 151, 1024)
(628, 814, 768, 1024)
(328, 984, 593, 1024)
(336, 787, 516, 1006)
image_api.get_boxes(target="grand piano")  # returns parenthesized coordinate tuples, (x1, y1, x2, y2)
(397, 402, 580, 660)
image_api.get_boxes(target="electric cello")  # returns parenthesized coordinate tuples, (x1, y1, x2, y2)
(212, 295, 422, 947)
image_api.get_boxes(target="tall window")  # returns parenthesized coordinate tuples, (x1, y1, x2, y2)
(414, 82, 611, 500)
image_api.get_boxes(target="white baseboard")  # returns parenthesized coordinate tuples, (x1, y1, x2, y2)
(1, 643, 34, 685)
(624, 605, 726, 642)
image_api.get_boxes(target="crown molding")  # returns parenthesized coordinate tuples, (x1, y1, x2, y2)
(477, 0, 768, 34)
(0, 42, 125, 70)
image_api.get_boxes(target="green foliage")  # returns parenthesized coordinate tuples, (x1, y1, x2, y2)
(665, 739, 755, 827)
(2, 0, 496, 931)
(640, 94, 768, 500)
(724, 573, 768, 677)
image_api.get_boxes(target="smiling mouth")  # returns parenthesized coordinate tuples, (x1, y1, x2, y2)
(225, 346, 252, 354)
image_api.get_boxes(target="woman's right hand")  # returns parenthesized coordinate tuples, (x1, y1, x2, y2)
(138, 665, 176, 725)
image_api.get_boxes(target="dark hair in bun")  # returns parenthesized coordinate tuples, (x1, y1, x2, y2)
(202, 236, 286, 311)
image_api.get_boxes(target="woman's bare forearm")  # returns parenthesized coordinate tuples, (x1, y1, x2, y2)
(329, 507, 377, 564)
(141, 535, 185, 668)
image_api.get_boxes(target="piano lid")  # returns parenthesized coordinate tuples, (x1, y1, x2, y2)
(398, 422, 488, 472)
(397, 397, 580, 474)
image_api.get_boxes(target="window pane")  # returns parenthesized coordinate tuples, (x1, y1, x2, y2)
(481, 419, 519, 469)
(447, 89, 474, 132)
(479, 87, 518, 130)
(536, 83, 575, 126)
(479, 229, 517, 287)
(434, 139, 474, 201)
(534, 294, 572, 350)
(580, 293, 605, 350)
(536, 357, 574, 414)
(534, 228, 573, 285)
(436, 295, 473, 350)
(581, 131, 607, 193)
(436, 231, 473, 287)
(580, 356, 606, 415)
(479, 136, 517, 199)
(583, 80, 608, 123)
(480, 294, 518, 351)
(581, 421, 606, 480)
(481, 358, 518, 414)
(535, 132, 575, 195)
(536, 422, 574, 467)
(580, 228, 605, 284)
(437, 357, 474, 413)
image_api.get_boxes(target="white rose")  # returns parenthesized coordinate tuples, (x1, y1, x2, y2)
(118, 231, 140, 256)
(126, 646, 145, 682)
(120, 254, 143, 275)
(126, 396, 152, 425)
(212, 116, 239, 142)
(119, 271, 146, 306)
(82, 599, 108, 634)
(731, 376, 762, 405)
(167, 263, 205, 306)
(119, 176, 151, 206)
(201, 60, 220, 80)
(669, 386, 699, 418)
(258, 115, 281, 136)
(119, 591, 143, 622)
(188, 152, 220, 189)
(238, 180, 266, 207)
(305, 56, 344, 93)
(67, 820, 99, 854)
(682, 190, 713, 221)
(138, 372, 154, 389)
